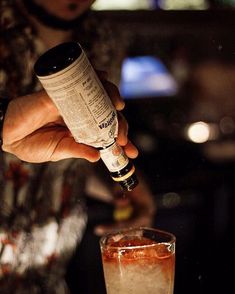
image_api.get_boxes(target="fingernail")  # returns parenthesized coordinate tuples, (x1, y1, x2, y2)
(119, 100, 125, 110)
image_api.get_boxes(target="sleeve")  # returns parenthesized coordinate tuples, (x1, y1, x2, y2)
(0, 41, 9, 98)
(0, 1, 38, 98)
(0, 0, 16, 98)
(0, 97, 10, 147)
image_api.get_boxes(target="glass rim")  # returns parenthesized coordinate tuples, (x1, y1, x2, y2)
(100, 226, 176, 250)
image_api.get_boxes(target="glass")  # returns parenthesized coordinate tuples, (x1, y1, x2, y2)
(100, 227, 176, 294)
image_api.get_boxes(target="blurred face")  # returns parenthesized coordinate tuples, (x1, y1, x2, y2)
(34, 0, 95, 20)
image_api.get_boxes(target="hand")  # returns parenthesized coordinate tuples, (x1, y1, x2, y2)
(94, 177, 156, 236)
(2, 79, 138, 162)
(2, 90, 98, 162)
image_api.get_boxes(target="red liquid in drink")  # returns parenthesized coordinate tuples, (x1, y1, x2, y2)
(101, 234, 175, 294)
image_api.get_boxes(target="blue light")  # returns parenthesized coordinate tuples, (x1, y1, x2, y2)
(120, 56, 178, 99)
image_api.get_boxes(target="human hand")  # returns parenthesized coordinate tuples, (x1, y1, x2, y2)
(2, 90, 98, 162)
(2, 78, 138, 162)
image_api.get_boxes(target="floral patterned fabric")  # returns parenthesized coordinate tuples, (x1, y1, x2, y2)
(0, 0, 126, 293)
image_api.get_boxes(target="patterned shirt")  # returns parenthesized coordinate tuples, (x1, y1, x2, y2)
(0, 1, 126, 293)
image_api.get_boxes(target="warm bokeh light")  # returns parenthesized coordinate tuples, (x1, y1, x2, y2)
(187, 121, 210, 143)
(92, 0, 153, 10)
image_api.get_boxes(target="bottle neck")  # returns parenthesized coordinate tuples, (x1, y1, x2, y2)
(97, 139, 116, 150)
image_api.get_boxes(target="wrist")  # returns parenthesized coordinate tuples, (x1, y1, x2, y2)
(0, 98, 10, 148)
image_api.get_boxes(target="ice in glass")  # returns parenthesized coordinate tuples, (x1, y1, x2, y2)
(100, 227, 176, 294)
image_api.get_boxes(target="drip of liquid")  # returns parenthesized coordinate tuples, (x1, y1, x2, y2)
(113, 192, 133, 222)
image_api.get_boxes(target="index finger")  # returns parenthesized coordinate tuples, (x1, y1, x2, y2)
(95, 70, 125, 111)
(102, 80, 125, 111)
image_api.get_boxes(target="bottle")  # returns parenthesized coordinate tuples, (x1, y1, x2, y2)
(34, 42, 138, 191)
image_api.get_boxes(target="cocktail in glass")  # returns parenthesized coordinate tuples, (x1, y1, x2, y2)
(100, 227, 176, 294)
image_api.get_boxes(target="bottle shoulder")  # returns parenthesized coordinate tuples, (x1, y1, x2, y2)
(34, 42, 82, 76)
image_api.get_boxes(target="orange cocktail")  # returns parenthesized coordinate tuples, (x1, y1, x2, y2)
(100, 227, 176, 294)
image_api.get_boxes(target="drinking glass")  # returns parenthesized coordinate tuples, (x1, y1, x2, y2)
(100, 227, 176, 294)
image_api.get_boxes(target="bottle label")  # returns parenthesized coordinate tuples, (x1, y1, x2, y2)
(36, 45, 118, 148)
(100, 141, 129, 173)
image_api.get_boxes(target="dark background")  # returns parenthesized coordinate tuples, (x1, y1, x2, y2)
(66, 4, 235, 294)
